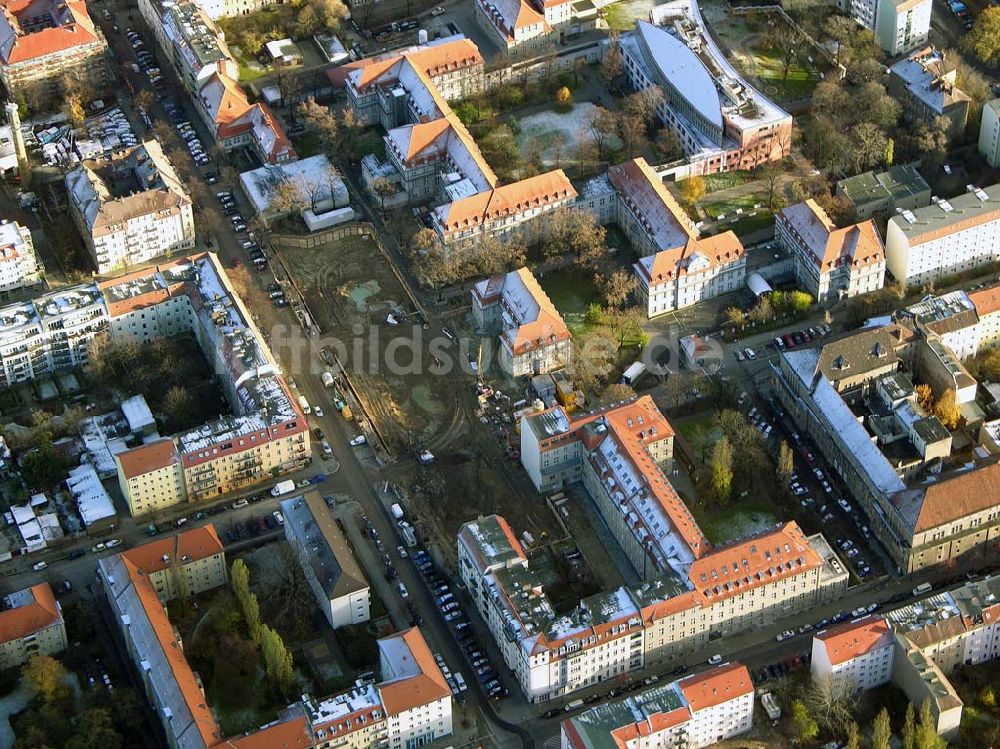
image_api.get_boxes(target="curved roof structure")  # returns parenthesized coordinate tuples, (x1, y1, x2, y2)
(636, 20, 721, 129)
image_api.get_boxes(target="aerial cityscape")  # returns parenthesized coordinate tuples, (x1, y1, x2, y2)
(2, 0, 1000, 746)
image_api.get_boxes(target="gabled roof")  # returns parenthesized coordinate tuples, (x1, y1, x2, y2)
(1, 0, 103, 64)
(435, 169, 575, 235)
(377, 628, 451, 715)
(210, 717, 312, 749)
(0, 583, 61, 643)
(815, 616, 892, 666)
(121, 525, 224, 577)
(779, 199, 884, 272)
(635, 232, 744, 284)
(478, 0, 549, 40)
(474, 267, 571, 356)
(687, 522, 823, 602)
(890, 459, 1000, 533)
(608, 157, 695, 251)
(116, 438, 180, 479)
(677, 662, 753, 712)
(969, 281, 1000, 317)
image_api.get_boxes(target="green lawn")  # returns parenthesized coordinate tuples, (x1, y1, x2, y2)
(238, 63, 267, 83)
(697, 501, 779, 545)
(742, 48, 822, 102)
(701, 193, 761, 220)
(700, 171, 753, 192)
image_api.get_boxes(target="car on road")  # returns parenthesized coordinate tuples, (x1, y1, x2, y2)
(32, 561, 47, 571)
(349, 434, 367, 446)
(232, 498, 248, 509)
(708, 654, 723, 665)
(272, 511, 284, 526)
(397, 545, 408, 558)
(314, 428, 324, 440)
(775, 629, 795, 642)
(314, 406, 324, 417)
(743, 347, 757, 360)
(106, 539, 122, 548)
(321, 440, 333, 456)
(398, 582, 408, 599)
(68, 548, 85, 560)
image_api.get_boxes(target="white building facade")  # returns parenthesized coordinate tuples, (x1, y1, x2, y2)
(811, 616, 895, 693)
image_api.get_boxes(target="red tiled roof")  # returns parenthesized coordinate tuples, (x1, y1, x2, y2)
(678, 662, 753, 712)
(0, 583, 61, 643)
(816, 616, 892, 666)
(121, 525, 223, 576)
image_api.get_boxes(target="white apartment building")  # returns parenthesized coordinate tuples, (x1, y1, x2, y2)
(0, 219, 40, 295)
(472, 267, 572, 378)
(777, 199, 886, 303)
(474, 0, 554, 55)
(811, 616, 895, 693)
(0, 284, 108, 388)
(884, 184, 1000, 287)
(282, 491, 371, 630)
(904, 290, 981, 360)
(841, 0, 930, 55)
(979, 99, 1000, 168)
(376, 628, 453, 749)
(0, 583, 67, 669)
(608, 158, 746, 317)
(561, 662, 755, 749)
(66, 141, 195, 275)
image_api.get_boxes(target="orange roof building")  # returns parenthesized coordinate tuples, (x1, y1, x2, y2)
(102, 531, 453, 749)
(561, 662, 754, 749)
(471, 266, 572, 378)
(0, 582, 67, 669)
(463, 395, 846, 704)
(474, 0, 552, 49)
(0, 0, 110, 99)
(811, 616, 895, 693)
(612, 158, 747, 318)
(777, 199, 886, 303)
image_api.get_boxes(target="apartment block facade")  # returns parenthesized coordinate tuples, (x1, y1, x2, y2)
(561, 662, 755, 749)
(0, 253, 308, 515)
(472, 267, 572, 378)
(840, 0, 930, 55)
(0, 583, 67, 669)
(884, 184, 1000, 287)
(776, 199, 886, 303)
(811, 616, 895, 693)
(0, 219, 41, 294)
(66, 141, 195, 274)
(772, 324, 1000, 573)
(0, 0, 110, 105)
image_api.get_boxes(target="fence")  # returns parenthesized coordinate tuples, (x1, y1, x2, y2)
(271, 222, 377, 249)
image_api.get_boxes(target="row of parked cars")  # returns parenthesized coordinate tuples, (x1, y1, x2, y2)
(411, 548, 507, 700)
(773, 324, 832, 351)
